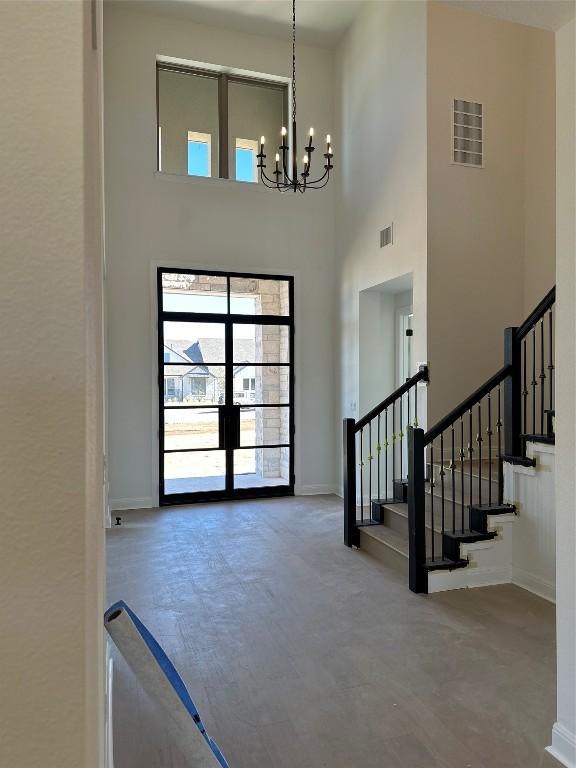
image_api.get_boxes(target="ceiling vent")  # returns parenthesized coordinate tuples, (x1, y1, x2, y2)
(380, 224, 393, 248)
(452, 99, 483, 167)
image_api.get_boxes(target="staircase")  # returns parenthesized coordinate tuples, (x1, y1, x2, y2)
(344, 286, 556, 594)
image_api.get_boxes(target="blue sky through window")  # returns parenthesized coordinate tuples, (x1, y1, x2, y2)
(188, 141, 209, 177)
(236, 148, 255, 183)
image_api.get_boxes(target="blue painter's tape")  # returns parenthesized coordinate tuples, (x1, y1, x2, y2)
(105, 600, 229, 768)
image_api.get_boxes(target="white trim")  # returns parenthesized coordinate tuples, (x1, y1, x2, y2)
(156, 54, 291, 88)
(547, 722, 576, 768)
(105, 643, 114, 768)
(512, 566, 555, 603)
(110, 497, 154, 511)
(428, 564, 512, 594)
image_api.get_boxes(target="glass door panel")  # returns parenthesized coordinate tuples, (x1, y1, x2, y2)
(164, 451, 226, 495)
(232, 322, 292, 491)
(158, 269, 294, 503)
(234, 447, 290, 488)
(164, 408, 222, 451)
(239, 406, 290, 447)
(161, 316, 227, 499)
(232, 323, 290, 364)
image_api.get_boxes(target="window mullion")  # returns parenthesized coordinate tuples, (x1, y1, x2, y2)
(219, 74, 229, 179)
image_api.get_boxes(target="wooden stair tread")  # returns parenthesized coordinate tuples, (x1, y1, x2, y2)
(358, 524, 408, 558)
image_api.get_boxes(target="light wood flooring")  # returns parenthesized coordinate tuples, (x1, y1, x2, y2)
(107, 495, 558, 768)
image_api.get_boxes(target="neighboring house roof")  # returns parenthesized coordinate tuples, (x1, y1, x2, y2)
(164, 337, 255, 384)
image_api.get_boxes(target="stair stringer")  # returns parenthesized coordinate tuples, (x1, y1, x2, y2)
(427, 513, 516, 594)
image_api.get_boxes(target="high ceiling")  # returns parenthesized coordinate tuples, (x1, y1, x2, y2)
(128, 0, 366, 48)
(118, 0, 576, 47)
(448, 0, 575, 31)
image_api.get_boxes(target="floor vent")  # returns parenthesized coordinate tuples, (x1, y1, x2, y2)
(380, 224, 393, 248)
(453, 99, 483, 167)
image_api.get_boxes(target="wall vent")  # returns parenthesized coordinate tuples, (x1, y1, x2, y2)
(380, 224, 393, 248)
(452, 99, 483, 167)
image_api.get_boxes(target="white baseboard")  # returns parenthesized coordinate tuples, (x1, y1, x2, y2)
(109, 497, 154, 511)
(547, 722, 576, 767)
(512, 566, 555, 603)
(295, 484, 339, 496)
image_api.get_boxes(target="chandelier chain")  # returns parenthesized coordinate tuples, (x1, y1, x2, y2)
(292, 0, 296, 124)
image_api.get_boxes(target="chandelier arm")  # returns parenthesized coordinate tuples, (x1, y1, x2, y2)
(308, 167, 329, 186)
(304, 169, 331, 190)
(259, 168, 284, 188)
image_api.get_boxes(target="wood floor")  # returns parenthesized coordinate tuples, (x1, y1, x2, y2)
(107, 495, 557, 768)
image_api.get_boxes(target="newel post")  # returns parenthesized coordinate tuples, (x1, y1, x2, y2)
(504, 327, 522, 457)
(343, 418, 358, 547)
(407, 426, 427, 593)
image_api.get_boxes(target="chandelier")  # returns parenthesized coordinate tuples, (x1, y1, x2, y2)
(257, 0, 333, 192)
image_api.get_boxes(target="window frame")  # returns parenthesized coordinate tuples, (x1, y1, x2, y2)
(156, 62, 289, 181)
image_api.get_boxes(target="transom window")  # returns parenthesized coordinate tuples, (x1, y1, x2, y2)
(157, 62, 288, 183)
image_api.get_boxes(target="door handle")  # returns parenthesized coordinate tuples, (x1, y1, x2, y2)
(218, 407, 226, 450)
(232, 405, 241, 450)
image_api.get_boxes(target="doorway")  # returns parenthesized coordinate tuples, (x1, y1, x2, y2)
(157, 268, 295, 504)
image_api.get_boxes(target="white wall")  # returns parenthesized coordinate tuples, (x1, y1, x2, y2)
(503, 444, 556, 602)
(549, 16, 576, 768)
(104, 3, 337, 505)
(335, 0, 428, 432)
(0, 1, 105, 766)
(426, 2, 556, 423)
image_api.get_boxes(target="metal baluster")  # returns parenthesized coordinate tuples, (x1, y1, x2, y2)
(497, 385, 503, 505)
(430, 441, 435, 562)
(523, 338, 528, 435)
(359, 428, 364, 523)
(477, 400, 483, 508)
(468, 408, 473, 523)
(414, 384, 419, 428)
(377, 414, 381, 502)
(532, 327, 537, 434)
(385, 408, 388, 499)
(440, 432, 445, 558)
(451, 424, 456, 535)
(392, 401, 396, 491)
(548, 309, 554, 415)
(368, 421, 372, 516)
(460, 417, 465, 532)
(399, 394, 404, 481)
(540, 318, 546, 434)
(487, 392, 493, 506)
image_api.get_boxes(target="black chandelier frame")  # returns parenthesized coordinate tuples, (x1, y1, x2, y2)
(257, 0, 333, 193)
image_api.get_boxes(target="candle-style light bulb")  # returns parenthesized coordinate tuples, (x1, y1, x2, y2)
(303, 154, 309, 164)
(309, 127, 314, 137)
(326, 134, 331, 145)
(260, 136, 266, 145)
(275, 153, 280, 163)
(281, 126, 287, 137)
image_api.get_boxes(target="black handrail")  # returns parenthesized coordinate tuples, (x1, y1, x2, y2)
(516, 286, 555, 340)
(356, 365, 429, 431)
(424, 365, 511, 445)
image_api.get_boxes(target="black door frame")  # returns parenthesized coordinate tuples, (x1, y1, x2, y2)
(157, 267, 295, 505)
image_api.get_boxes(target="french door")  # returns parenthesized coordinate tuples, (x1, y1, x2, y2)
(157, 268, 295, 504)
